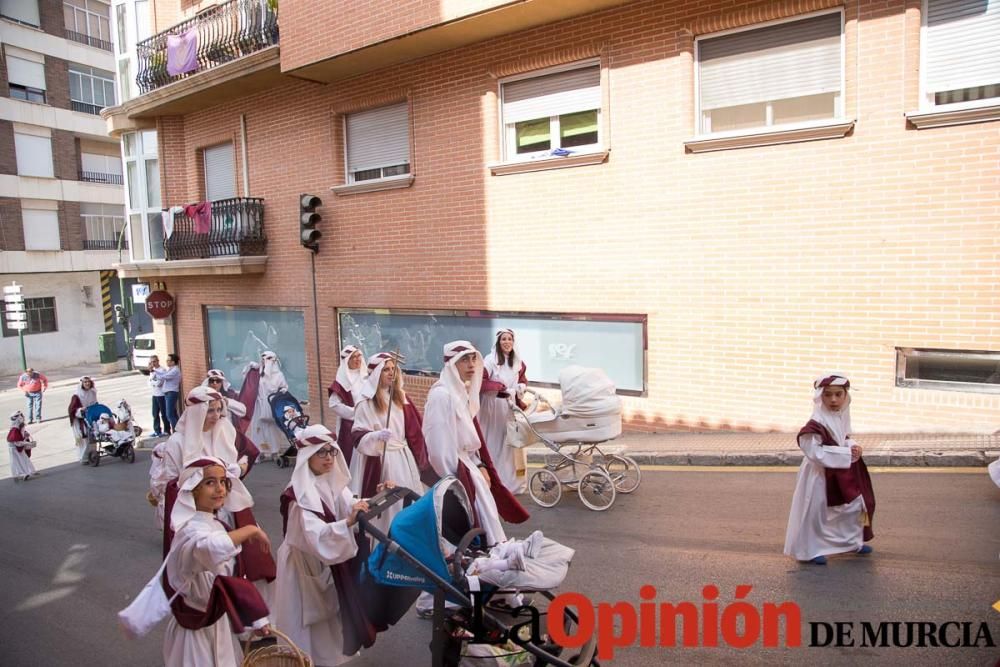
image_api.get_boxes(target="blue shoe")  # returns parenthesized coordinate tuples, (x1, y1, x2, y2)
(857, 545, 873, 555)
(809, 555, 827, 565)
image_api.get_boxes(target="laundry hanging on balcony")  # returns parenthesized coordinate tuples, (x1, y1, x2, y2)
(166, 28, 199, 76)
(162, 206, 184, 239)
(184, 202, 213, 234)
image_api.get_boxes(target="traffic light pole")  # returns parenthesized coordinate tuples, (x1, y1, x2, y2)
(310, 251, 325, 424)
(117, 231, 134, 370)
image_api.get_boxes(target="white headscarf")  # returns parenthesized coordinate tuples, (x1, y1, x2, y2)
(438, 340, 484, 419)
(170, 456, 254, 532)
(357, 352, 401, 401)
(201, 369, 232, 392)
(287, 424, 351, 516)
(10, 411, 24, 428)
(335, 345, 367, 393)
(74, 376, 97, 406)
(810, 373, 852, 447)
(259, 350, 288, 393)
(175, 385, 239, 465)
(485, 328, 521, 371)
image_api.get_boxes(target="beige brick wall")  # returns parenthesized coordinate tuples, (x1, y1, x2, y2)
(156, 0, 1000, 433)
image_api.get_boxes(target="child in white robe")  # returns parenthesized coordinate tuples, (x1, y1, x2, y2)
(7, 411, 37, 481)
(783, 373, 876, 565)
(121, 457, 271, 667)
(273, 424, 372, 666)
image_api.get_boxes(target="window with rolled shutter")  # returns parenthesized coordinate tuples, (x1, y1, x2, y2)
(697, 11, 843, 134)
(345, 103, 410, 183)
(204, 143, 236, 202)
(500, 62, 601, 160)
(1, 0, 40, 27)
(923, 0, 1000, 107)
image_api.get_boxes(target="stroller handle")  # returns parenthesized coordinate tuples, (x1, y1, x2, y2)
(355, 485, 419, 526)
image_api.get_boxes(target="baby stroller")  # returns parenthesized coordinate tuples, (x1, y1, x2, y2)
(360, 478, 597, 667)
(513, 366, 641, 511)
(269, 390, 310, 468)
(83, 400, 140, 466)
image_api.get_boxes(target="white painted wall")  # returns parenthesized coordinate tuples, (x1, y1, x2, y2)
(0, 271, 106, 374)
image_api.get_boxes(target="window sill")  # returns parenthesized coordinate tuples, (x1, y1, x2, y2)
(684, 120, 855, 153)
(331, 174, 414, 196)
(906, 104, 1000, 129)
(489, 150, 609, 176)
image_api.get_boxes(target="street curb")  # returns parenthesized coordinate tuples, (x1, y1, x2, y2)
(525, 449, 992, 467)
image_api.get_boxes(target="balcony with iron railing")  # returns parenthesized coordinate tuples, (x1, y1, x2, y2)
(71, 100, 104, 115)
(136, 0, 278, 95)
(164, 197, 267, 261)
(79, 171, 123, 185)
(65, 29, 113, 52)
(82, 215, 127, 251)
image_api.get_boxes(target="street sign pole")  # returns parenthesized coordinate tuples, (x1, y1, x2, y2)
(4, 282, 27, 369)
(18, 327, 26, 371)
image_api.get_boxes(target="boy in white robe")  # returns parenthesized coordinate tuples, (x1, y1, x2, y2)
(273, 424, 374, 666)
(121, 457, 272, 666)
(783, 373, 876, 565)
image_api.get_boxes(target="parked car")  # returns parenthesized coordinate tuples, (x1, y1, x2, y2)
(133, 333, 157, 373)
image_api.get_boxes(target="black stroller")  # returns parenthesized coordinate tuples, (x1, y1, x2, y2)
(268, 390, 309, 468)
(359, 478, 598, 666)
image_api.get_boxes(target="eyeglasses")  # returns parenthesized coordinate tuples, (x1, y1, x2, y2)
(207, 378, 223, 384)
(313, 447, 337, 458)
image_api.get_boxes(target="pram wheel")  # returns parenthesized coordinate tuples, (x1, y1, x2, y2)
(605, 455, 641, 494)
(275, 456, 288, 468)
(577, 469, 615, 511)
(88, 450, 100, 467)
(123, 444, 136, 463)
(528, 469, 562, 508)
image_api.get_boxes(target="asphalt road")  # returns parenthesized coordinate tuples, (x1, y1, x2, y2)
(0, 457, 997, 666)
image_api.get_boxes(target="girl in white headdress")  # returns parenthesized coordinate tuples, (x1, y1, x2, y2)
(240, 351, 289, 462)
(349, 352, 430, 534)
(784, 373, 876, 565)
(67, 376, 97, 463)
(273, 424, 375, 666)
(7, 411, 37, 481)
(327, 345, 367, 465)
(121, 457, 272, 667)
(202, 369, 260, 476)
(480, 329, 529, 493)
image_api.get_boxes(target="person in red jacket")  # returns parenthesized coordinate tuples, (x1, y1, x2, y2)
(16, 367, 48, 424)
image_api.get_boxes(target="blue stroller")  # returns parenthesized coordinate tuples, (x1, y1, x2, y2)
(360, 478, 596, 666)
(83, 402, 138, 466)
(268, 389, 309, 468)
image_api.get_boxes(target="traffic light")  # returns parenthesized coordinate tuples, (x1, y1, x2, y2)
(299, 194, 322, 253)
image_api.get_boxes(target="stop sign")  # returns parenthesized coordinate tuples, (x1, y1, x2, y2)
(145, 290, 175, 319)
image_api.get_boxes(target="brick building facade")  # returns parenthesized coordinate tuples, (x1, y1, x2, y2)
(107, 0, 1000, 434)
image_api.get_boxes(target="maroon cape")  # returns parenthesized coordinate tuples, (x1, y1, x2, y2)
(798, 420, 876, 541)
(161, 518, 269, 633)
(328, 381, 357, 465)
(480, 362, 529, 410)
(463, 417, 530, 525)
(221, 387, 260, 477)
(162, 480, 276, 582)
(67, 395, 88, 438)
(7, 426, 31, 456)
(279, 488, 378, 656)
(235, 366, 261, 435)
(352, 401, 437, 498)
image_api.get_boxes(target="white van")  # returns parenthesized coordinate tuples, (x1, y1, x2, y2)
(133, 333, 158, 373)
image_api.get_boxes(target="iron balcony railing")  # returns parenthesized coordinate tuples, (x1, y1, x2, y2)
(79, 171, 124, 185)
(83, 236, 128, 250)
(65, 29, 113, 52)
(136, 0, 278, 94)
(163, 197, 266, 260)
(71, 100, 103, 115)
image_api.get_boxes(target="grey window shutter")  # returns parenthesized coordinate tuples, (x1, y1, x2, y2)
(502, 65, 601, 124)
(699, 12, 842, 111)
(346, 103, 410, 174)
(204, 143, 236, 202)
(6, 56, 46, 90)
(925, 0, 1000, 94)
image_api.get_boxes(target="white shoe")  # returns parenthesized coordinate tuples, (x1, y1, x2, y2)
(507, 547, 526, 572)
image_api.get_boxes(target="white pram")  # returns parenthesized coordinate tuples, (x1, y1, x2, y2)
(513, 366, 641, 511)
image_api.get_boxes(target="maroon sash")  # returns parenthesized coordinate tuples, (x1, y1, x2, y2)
(234, 430, 260, 478)
(235, 367, 260, 435)
(329, 383, 357, 465)
(162, 481, 276, 581)
(161, 552, 268, 632)
(8, 427, 32, 456)
(798, 420, 876, 541)
(279, 488, 377, 655)
(454, 418, 529, 525)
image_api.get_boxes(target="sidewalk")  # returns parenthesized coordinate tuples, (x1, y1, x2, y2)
(1, 360, 137, 391)
(525, 430, 1000, 467)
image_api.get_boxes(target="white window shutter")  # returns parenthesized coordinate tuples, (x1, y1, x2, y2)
(502, 65, 601, 124)
(346, 103, 410, 174)
(925, 0, 1000, 94)
(204, 143, 236, 202)
(14, 133, 54, 177)
(6, 56, 46, 90)
(22, 209, 60, 250)
(699, 12, 842, 111)
(0, 0, 40, 26)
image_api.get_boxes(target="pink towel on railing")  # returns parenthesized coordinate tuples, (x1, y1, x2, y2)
(167, 28, 198, 76)
(184, 202, 212, 233)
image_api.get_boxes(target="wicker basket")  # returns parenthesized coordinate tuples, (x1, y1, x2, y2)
(242, 628, 312, 667)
